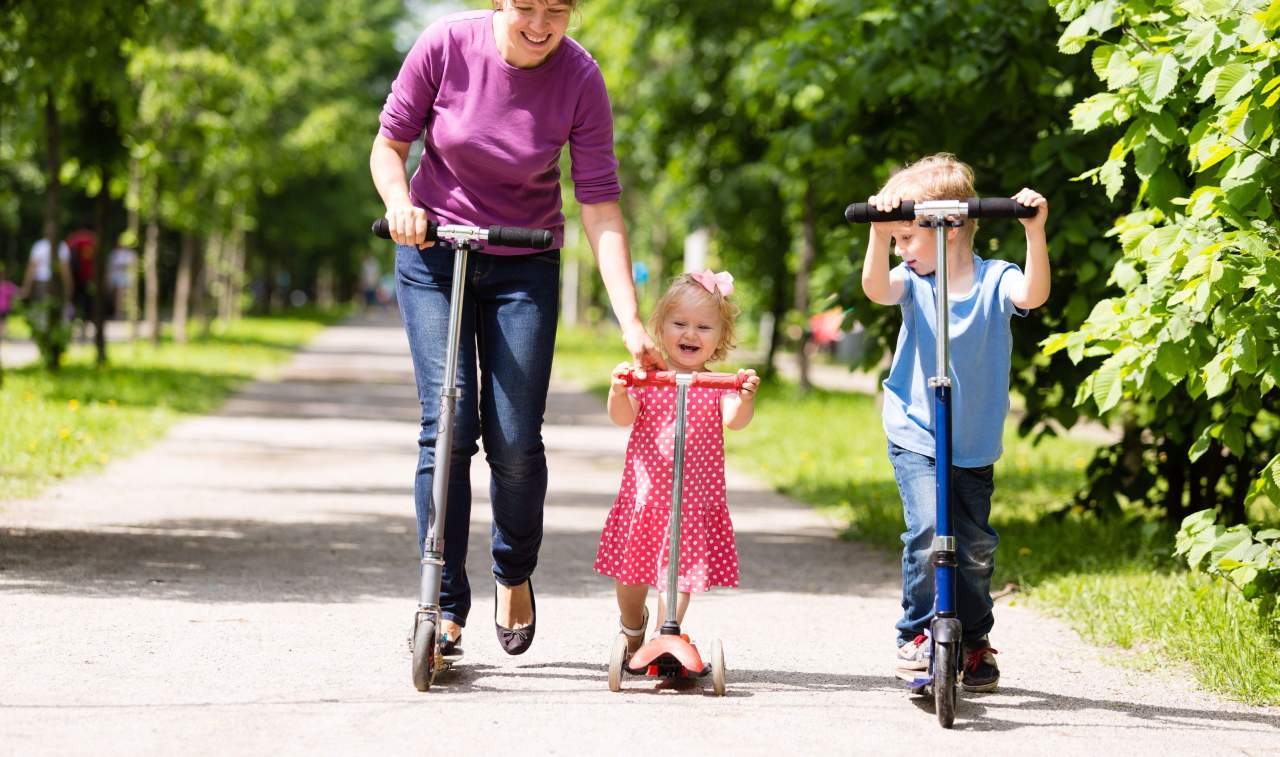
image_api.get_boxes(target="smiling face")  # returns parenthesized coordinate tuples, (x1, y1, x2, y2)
(494, 0, 573, 68)
(659, 296, 724, 372)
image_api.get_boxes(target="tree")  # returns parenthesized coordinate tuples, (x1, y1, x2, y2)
(1045, 0, 1280, 524)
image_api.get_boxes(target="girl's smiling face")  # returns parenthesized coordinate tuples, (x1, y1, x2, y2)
(495, 1, 572, 68)
(660, 297, 724, 371)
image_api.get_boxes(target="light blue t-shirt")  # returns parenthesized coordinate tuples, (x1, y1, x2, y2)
(882, 254, 1027, 468)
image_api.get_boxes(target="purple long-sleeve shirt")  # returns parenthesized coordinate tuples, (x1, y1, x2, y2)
(379, 10, 622, 255)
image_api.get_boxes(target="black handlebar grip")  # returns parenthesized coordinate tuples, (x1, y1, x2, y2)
(844, 201, 916, 224)
(371, 218, 439, 241)
(966, 197, 1037, 219)
(487, 225, 553, 250)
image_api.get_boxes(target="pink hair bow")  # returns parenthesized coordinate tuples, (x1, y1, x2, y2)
(690, 269, 734, 297)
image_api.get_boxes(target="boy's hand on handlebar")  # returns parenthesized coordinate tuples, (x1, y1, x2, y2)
(384, 203, 434, 248)
(737, 368, 760, 401)
(868, 194, 907, 235)
(1013, 188, 1048, 230)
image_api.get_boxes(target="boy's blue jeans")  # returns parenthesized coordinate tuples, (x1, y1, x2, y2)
(887, 441, 999, 647)
(396, 242, 560, 628)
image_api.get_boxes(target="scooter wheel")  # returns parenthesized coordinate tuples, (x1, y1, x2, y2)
(608, 633, 629, 692)
(412, 618, 437, 692)
(710, 638, 726, 697)
(933, 641, 957, 728)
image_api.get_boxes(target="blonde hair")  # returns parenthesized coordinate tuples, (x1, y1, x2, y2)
(879, 153, 979, 247)
(649, 273, 740, 364)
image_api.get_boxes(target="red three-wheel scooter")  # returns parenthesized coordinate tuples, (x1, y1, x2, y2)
(605, 368, 746, 696)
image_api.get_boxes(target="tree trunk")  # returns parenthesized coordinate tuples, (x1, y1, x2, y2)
(144, 215, 161, 346)
(793, 182, 820, 393)
(764, 217, 789, 379)
(125, 162, 142, 342)
(92, 166, 111, 366)
(198, 231, 221, 338)
(220, 225, 245, 322)
(172, 232, 195, 344)
(1161, 434, 1189, 523)
(41, 89, 65, 370)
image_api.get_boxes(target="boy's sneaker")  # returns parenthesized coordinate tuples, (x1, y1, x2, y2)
(895, 634, 931, 671)
(961, 639, 1000, 692)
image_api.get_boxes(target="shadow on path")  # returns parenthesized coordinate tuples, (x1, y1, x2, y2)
(0, 509, 892, 602)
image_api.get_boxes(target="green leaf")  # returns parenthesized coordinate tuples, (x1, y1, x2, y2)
(1138, 54, 1180, 105)
(1210, 526, 1253, 566)
(1101, 157, 1125, 199)
(1092, 354, 1125, 412)
(1189, 424, 1215, 462)
(1214, 63, 1254, 105)
(1184, 19, 1218, 63)
(1149, 111, 1181, 144)
(1204, 354, 1233, 397)
(1187, 523, 1223, 569)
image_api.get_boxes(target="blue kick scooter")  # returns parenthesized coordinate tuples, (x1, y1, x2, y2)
(845, 197, 1034, 727)
(374, 216, 552, 691)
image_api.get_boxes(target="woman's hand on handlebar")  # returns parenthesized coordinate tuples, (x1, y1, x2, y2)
(1012, 187, 1048, 230)
(622, 321, 666, 371)
(384, 203, 434, 248)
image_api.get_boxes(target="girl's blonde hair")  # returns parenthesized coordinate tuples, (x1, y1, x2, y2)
(649, 273, 740, 364)
(879, 153, 979, 247)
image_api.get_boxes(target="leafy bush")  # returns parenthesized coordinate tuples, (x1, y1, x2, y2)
(1176, 509, 1280, 616)
(1045, 0, 1280, 524)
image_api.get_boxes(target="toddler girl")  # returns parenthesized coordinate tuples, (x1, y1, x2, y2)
(594, 270, 760, 652)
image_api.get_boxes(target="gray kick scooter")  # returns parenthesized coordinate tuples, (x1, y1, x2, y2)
(374, 217, 552, 691)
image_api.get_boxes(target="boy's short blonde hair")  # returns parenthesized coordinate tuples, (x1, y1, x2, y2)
(649, 274, 740, 364)
(879, 153, 979, 247)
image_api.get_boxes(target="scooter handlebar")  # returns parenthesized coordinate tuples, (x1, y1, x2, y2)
(845, 200, 916, 223)
(372, 217, 438, 241)
(844, 197, 1037, 224)
(371, 218, 552, 250)
(619, 369, 745, 391)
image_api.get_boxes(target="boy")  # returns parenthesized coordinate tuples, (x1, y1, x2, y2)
(860, 153, 1048, 693)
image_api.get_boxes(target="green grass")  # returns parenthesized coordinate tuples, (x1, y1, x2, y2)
(0, 313, 337, 501)
(552, 324, 1280, 705)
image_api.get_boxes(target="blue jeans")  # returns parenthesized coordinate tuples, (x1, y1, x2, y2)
(396, 242, 560, 627)
(887, 441, 999, 647)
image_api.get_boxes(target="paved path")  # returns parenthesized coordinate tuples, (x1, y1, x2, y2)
(1, 315, 1276, 755)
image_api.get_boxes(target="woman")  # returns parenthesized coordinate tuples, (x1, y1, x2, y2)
(370, 0, 663, 656)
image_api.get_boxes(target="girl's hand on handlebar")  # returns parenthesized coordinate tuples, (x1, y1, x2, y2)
(385, 203, 434, 248)
(1013, 188, 1048, 230)
(610, 362, 636, 396)
(736, 368, 760, 401)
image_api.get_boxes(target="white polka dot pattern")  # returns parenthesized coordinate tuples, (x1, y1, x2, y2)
(594, 385, 741, 592)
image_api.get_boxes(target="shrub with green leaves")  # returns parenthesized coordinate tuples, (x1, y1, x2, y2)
(1045, 0, 1280, 525)
(1176, 509, 1280, 615)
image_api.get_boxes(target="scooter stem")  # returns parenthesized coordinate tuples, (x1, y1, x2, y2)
(660, 373, 694, 635)
(420, 242, 471, 610)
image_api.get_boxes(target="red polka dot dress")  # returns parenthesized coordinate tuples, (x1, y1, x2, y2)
(594, 384, 740, 592)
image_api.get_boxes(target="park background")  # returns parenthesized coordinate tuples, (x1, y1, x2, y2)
(1, 0, 1277, 705)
